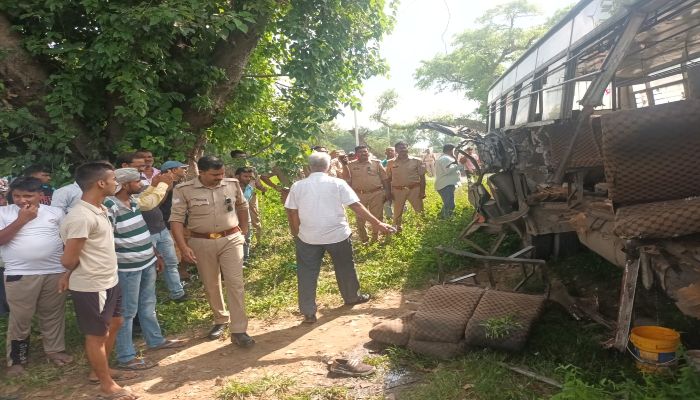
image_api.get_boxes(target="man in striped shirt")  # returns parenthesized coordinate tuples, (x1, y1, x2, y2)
(105, 168, 183, 370)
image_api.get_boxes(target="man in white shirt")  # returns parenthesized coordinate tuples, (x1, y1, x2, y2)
(435, 144, 469, 218)
(285, 152, 394, 323)
(0, 177, 73, 376)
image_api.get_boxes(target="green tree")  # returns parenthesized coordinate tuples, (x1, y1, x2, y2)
(370, 89, 399, 127)
(414, 0, 567, 118)
(0, 0, 395, 179)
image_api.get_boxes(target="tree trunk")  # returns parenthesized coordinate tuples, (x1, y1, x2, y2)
(0, 14, 49, 117)
(183, 11, 272, 163)
(0, 13, 92, 159)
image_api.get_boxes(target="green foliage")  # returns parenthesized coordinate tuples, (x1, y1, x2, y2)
(0, 0, 395, 176)
(217, 374, 357, 400)
(551, 363, 700, 400)
(218, 375, 295, 400)
(414, 0, 567, 117)
(480, 314, 523, 340)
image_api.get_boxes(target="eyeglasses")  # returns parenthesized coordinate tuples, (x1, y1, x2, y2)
(225, 197, 233, 212)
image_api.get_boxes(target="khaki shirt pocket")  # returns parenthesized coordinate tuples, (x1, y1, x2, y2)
(188, 198, 210, 216)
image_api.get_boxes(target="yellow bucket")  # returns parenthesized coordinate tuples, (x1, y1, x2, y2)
(629, 326, 680, 373)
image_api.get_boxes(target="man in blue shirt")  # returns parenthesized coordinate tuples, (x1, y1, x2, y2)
(235, 167, 256, 265)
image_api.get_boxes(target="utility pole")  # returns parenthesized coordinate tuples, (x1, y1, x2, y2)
(353, 109, 360, 146)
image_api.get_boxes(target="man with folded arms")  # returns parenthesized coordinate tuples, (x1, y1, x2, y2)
(0, 177, 73, 376)
(59, 162, 138, 400)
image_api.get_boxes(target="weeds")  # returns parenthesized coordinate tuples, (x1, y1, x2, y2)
(217, 375, 295, 400)
(217, 375, 362, 400)
(481, 315, 524, 340)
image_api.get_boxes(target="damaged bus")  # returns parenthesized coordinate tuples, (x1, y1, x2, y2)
(446, 0, 700, 350)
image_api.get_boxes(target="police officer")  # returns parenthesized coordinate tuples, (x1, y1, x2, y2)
(169, 155, 254, 346)
(386, 141, 426, 232)
(343, 145, 390, 242)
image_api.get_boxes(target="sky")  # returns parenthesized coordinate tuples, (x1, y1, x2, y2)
(335, 0, 578, 130)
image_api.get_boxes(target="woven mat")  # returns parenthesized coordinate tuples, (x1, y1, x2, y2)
(464, 290, 545, 352)
(369, 311, 415, 346)
(412, 285, 485, 343)
(407, 338, 466, 360)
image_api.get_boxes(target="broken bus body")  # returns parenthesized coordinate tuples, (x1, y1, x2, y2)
(471, 0, 700, 350)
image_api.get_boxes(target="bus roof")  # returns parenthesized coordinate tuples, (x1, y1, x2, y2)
(487, 0, 648, 103)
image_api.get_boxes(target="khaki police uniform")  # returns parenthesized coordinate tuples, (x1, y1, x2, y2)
(328, 158, 344, 178)
(169, 177, 249, 333)
(387, 156, 426, 229)
(347, 159, 388, 242)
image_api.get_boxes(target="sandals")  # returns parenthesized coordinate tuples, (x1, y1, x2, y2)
(46, 352, 73, 367)
(96, 388, 139, 400)
(115, 358, 157, 371)
(89, 370, 139, 385)
(148, 339, 185, 351)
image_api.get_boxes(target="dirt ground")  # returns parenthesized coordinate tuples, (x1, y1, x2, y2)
(3, 291, 424, 400)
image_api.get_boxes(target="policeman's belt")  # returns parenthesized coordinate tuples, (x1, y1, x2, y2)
(391, 183, 420, 190)
(190, 226, 241, 239)
(352, 186, 383, 194)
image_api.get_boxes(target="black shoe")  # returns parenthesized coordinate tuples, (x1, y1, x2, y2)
(345, 293, 371, 306)
(232, 332, 255, 348)
(302, 314, 317, 324)
(172, 293, 188, 303)
(207, 324, 226, 340)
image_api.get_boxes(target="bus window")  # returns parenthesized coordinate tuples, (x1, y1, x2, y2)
(634, 90, 650, 108)
(571, 0, 616, 45)
(572, 81, 612, 110)
(505, 91, 514, 127)
(516, 51, 538, 83)
(515, 79, 532, 125)
(628, 73, 686, 108)
(494, 102, 501, 129)
(652, 83, 685, 104)
(499, 96, 507, 128)
(542, 59, 566, 120)
(536, 21, 573, 70)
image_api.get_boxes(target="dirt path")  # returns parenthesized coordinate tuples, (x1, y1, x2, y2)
(13, 291, 423, 400)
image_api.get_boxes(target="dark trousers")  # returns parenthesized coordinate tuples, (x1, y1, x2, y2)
(294, 236, 361, 315)
(437, 184, 456, 218)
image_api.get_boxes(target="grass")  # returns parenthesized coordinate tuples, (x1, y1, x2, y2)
(216, 373, 385, 400)
(3, 179, 700, 399)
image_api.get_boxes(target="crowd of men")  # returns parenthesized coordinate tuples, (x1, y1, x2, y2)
(0, 141, 478, 399)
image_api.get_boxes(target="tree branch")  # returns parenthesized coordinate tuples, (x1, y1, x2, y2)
(183, 11, 274, 161)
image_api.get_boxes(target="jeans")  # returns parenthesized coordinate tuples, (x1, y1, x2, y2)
(115, 265, 166, 363)
(150, 228, 185, 299)
(437, 184, 456, 218)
